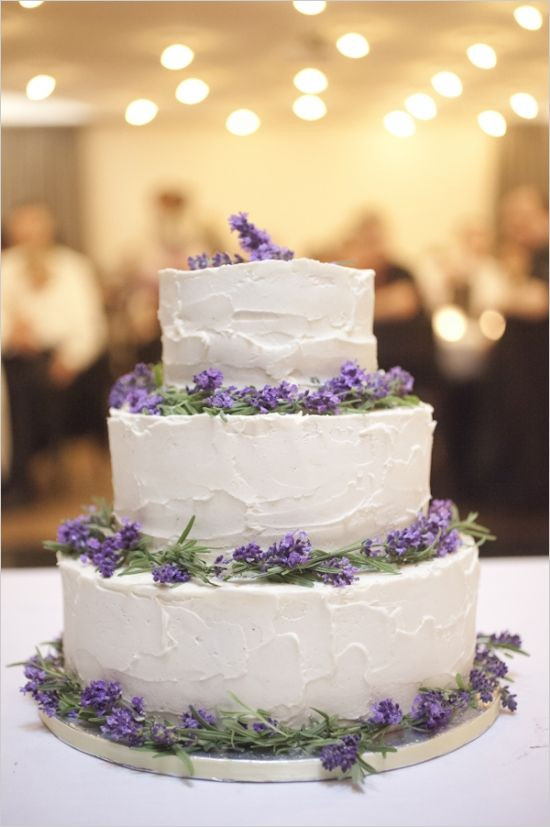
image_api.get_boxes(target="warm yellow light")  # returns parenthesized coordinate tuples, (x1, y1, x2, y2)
(479, 309, 506, 341)
(336, 33, 370, 59)
(225, 109, 261, 136)
(477, 110, 507, 137)
(292, 94, 327, 121)
(431, 71, 462, 98)
(432, 306, 468, 343)
(404, 93, 437, 120)
(513, 5, 543, 30)
(510, 92, 538, 119)
(160, 44, 194, 70)
(25, 74, 56, 101)
(292, 1, 326, 15)
(383, 110, 415, 137)
(125, 99, 158, 126)
(19, 1, 44, 8)
(175, 78, 209, 105)
(293, 68, 328, 94)
(467, 43, 497, 69)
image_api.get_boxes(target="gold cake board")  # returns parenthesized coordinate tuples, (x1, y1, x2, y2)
(39, 698, 500, 783)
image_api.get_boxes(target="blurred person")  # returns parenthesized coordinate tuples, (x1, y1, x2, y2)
(111, 189, 221, 367)
(340, 211, 434, 385)
(1, 202, 109, 506)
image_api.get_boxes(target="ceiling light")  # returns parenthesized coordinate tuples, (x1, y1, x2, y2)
(225, 109, 261, 136)
(292, 94, 327, 121)
(292, 1, 326, 15)
(513, 5, 543, 30)
(25, 74, 56, 101)
(431, 71, 463, 97)
(479, 309, 506, 341)
(405, 93, 437, 120)
(125, 99, 158, 126)
(293, 68, 328, 94)
(477, 110, 507, 137)
(510, 92, 539, 118)
(175, 78, 209, 105)
(432, 306, 468, 343)
(467, 43, 497, 69)
(336, 33, 370, 59)
(19, 1, 44, 7)
(383, 110, 416, 137)
(160, 44, 194, 70)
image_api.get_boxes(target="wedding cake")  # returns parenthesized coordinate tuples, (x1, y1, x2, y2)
(57, 214, 482, 725)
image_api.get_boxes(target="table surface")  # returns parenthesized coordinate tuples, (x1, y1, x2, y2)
(1, 558, 548, 827)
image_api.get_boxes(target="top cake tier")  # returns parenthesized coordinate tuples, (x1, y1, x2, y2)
(159, 258, 377, 387)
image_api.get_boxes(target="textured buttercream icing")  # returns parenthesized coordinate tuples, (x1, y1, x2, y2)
(60, 540, 479, 723)
(159, 258, 377, 387)
(108, 404, 435, 549)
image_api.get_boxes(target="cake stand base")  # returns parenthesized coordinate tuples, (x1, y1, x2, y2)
(39, 698, 500, 783)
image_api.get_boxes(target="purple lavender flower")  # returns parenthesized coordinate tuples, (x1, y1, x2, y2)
(206, 390, 235, 410)
(368, 698, 403, 726)
(229, 212, 294, 261)
(150, 720, 177, 746)
(247, 385, 281, 413)
(300, 388, 340, 415)
(80, 680, 122, 715)
(57, 515, 90, 551)
(385, 366, 414, 396)
(410, 690, 454, 731)
(469, 669, 498, 703)
(211, 252, 233, 267)
(264, 531, 312, 569)
(33, 690, 59, 717)
(252, 717, 278, 733)
(436, 528, 461, 557)
(100, 707, 144, 746)
(191, 367, 224, 393)
(319, 734, 360, 773)
(320, 557, 358, 587)
(151, 563, 190, 584)
(20, 656, 60, 716)
(131, 696, 145, 716)
(500, 687, 518, 712)
(364, 371, 391, 399)
(109, 363, 156, 410)
(232, 543, 264, 564)
(489, 631, 523, 649)
(213, 554, 231, 577)
(90, 537, 121, 578)
(181, 708, 216, 729)
(127, 389, 163, 415)
(116, 519, 142, 550)
(187, 253, 210, 270)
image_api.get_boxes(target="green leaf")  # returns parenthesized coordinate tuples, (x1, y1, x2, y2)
(173, 747, 194, 775)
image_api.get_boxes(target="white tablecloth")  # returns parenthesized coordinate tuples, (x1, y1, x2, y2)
(1, 558, 548, 827)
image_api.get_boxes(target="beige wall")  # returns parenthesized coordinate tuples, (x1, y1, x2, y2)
(79, 118, 499, 275)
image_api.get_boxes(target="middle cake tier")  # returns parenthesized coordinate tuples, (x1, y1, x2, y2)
(109, 404, 435, 549)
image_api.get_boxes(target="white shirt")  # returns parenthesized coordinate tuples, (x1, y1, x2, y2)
(1, 245, 108, 372)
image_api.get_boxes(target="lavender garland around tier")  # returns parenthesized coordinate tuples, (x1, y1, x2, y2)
(14, 632, 525, 785)
(45, 499, 494, 588)
(108, 361, 420, 418)
(187, 212, 294, 270)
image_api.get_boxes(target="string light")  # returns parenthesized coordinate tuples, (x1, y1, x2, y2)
(161, 44, 194, 70)
(225, 109, 261, 136)
(431, 71, 463, 97)
(293, 68, 328, 94)
(510, 92, 538, 119)
(383, 110, 416, 137)
(292, 95, 327, 120)
(125, 99, 158, 126)
(466, 43, 497, 69)
(479, 310, 506, 341)
(477, 110, 507, 137)
(175, 78, 209, 105)
(432, 306, 468, 343)
(513, 5, 543, 30)
(292, 1, 326, 15)
(405, 93, 437, 120)
(26, 74, 56, 100)
(336, 33, 370, 59)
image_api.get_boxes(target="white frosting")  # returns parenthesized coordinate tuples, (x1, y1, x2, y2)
(59, 540, 479, 723)
(159, 258, 377, 386)
(108, 404, 435, 550)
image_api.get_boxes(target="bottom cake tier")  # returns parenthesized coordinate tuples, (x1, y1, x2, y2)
(60, 538, 479, 723)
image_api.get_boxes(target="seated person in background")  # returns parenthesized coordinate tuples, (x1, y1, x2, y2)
(339, 211, 434, 385)
(1, 203, 109, 506)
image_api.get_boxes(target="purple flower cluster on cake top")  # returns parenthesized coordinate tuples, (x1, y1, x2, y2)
(362, 498, 461, 561)
(108, 360, 417, 418)
(56, 506, 142, 579)
(187, 212, 294, 270)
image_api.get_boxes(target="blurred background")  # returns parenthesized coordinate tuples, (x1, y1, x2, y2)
(1, 0, 548, 565)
